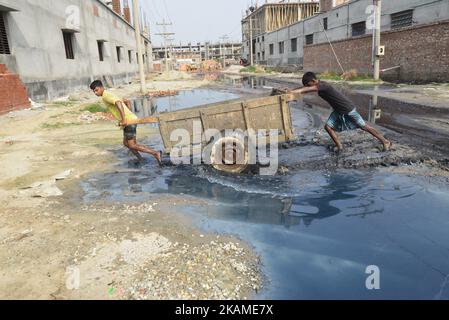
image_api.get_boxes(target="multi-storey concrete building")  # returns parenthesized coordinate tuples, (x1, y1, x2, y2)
(0, 0, 152, 108)
(152, 42, 242, 67)
(242, 0, 449, 82)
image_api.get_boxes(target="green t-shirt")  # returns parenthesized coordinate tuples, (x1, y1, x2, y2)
(101, 90, 138, 121)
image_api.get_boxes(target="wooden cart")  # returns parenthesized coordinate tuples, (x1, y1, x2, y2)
(128, 93, 297, 173)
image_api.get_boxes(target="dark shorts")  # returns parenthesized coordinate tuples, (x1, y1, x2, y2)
(326, 109, 366, 132)
(124, 125, 137, 140)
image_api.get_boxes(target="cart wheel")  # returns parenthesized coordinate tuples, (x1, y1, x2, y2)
(206, 131, 250, 174)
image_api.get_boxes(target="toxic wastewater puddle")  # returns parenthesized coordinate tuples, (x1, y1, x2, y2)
(81, 158, 449, 300)
(81, 86, 449, 300)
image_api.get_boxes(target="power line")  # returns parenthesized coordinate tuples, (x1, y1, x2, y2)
(155, 19, 175, 73)
(150, 0, 164, 20)
(162, 0, 172, 24)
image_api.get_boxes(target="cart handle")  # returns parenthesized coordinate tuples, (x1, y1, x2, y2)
(126, 116, 160, 125)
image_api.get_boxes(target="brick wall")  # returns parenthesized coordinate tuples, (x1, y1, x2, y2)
(112, 0, 122, 16)
(303, 21, 449, 83)
(123, 7, 131, 24)
(0, 64, 31, 114)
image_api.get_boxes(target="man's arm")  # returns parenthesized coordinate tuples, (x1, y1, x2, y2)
(115, 101, 127, 126)
(291, 85, 319, 95)
(123, 99, 133, 111)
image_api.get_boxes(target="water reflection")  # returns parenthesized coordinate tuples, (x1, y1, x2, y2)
(367, 85, 382, 124)
(81, 154, 449, 299)
(82, 163, 390, 229)
(129, 89, 240, 118)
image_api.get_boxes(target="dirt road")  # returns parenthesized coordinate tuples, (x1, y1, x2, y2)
(0, 78, 261, 300)
(1, 72, 448, 300)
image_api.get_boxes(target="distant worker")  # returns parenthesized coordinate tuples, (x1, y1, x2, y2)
(285, 72, 391, 152)
(89, 80, 162, 165)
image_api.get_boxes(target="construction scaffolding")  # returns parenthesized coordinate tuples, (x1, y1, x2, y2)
(242, 1, 320, 41)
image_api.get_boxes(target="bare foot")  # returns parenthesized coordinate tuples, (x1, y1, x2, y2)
(155, 151, 163, 166)
(383, 140, 392, 152)
(333, 145, 343, 154)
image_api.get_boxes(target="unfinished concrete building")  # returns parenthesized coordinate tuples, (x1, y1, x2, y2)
(241, 1, 320, 64)
(0, 0, 153, 106)
(152, 42, 242, 67)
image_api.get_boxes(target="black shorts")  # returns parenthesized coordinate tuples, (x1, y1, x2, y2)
(124, 125, 137, 140)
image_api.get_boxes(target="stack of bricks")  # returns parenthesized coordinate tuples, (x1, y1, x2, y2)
(0, 64, 30, 114)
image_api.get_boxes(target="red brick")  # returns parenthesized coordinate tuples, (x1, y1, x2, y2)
(303, 21, 449, 82)
(0, 64, 30, 114)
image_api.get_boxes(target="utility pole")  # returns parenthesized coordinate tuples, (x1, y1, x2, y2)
(205, 42, 209, 60)
(247, 17, 261, 66)
(373, 0, 382, 80)
(166, 37, 175, 71)
(249, 17, 253, 66)
(132, 0, 146, 93)
(156, 19, 175, 73)
(219, 35, 229, 68)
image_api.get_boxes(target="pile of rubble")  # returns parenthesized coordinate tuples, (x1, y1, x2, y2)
(78, 111, 114, 123)
(201, 60, 222, 72)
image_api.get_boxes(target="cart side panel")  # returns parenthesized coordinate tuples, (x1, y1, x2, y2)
(159, 94, 296, 154)
(159, 114, 204, 153)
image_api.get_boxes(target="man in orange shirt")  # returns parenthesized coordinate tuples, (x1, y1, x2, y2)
(90, 80, 162, 165)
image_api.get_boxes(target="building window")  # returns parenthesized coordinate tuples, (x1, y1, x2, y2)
(97, 41, 104, 61)
(0, 13, 10, 55)
(305, 34, 314, 45)
(291, 38, 297, 52)
(128, 50, 132, 63)
(269, 43, 274, 55)
(279, 41, 284, 54)
(262, 51, 265, 60)
(262, 36, 264, 42)
(62, 31, 75, 59)
(391, 9, 413, 29)
(116, 46, 121, 63)
(352, 21, 366, 37)
(323, 17, 328, 30)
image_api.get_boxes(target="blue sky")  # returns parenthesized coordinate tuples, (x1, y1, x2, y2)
(140, 0, 246, 45)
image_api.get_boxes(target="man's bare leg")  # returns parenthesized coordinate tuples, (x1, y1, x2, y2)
(361, 125, 392, 151)
(124, 138, 144, 161)
(128, 139, 162, 164)
(324, 124, 343, 152)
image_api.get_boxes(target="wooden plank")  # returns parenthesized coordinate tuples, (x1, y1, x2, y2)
(199, 110, 208, 131)
(158, 120, 173, 153)
(280, 95, 294, 141)
(241, 102, 251, 130)
(126, 116, 159, 125)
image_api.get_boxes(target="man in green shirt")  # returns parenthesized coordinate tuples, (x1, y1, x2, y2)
(90, 80, 162, 165)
